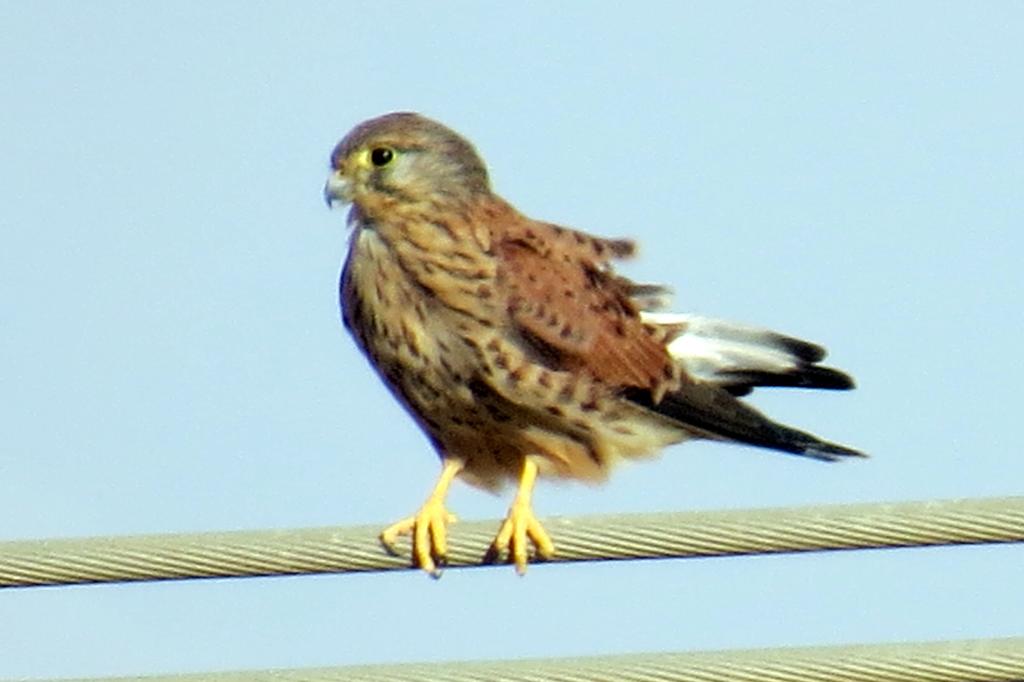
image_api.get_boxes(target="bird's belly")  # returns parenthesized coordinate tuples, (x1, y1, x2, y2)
(345, 292, 527, 488)
(339, 228, 687, 491)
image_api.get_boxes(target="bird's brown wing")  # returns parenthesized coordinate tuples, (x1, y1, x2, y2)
(494, 220, 675, 394)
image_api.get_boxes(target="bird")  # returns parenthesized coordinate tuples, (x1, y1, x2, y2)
(324, 112, 863, 576)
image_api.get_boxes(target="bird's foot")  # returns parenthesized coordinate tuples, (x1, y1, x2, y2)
(380, 503, 458, 578)
(490, 498, 555, 575)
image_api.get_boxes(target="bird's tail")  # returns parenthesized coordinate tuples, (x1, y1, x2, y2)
(624, 378, 865, 461)
(641, 312, 855, 397)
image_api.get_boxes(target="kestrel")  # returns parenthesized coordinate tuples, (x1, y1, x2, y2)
(325, 112, 863, 576)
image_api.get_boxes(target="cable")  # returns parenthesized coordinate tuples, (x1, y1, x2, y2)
(1, 496, 1021, 588)
(44, 637, 1024, 682)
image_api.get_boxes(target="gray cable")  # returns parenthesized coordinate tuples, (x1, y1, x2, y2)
(1, 497, 1021, 588)
(45, 637, 1024, 682)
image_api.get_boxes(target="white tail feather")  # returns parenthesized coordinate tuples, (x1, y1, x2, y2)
(641, 312, 822, 385)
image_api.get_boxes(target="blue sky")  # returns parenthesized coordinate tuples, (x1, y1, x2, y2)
(1, 2, 1022, 678)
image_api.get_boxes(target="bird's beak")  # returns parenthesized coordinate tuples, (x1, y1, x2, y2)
(323, 171, 352, 209)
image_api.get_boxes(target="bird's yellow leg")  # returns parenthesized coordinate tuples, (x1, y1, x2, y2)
(380, 458, 463, 576)
(492, 456, 555, 575)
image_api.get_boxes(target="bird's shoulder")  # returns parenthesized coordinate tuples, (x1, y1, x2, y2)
(486, 210, 675, 394)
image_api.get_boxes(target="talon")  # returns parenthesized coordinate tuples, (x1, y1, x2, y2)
(380, 459, 463, 576)
(380, 517, 415, 555)
(490, 457, 554, 575)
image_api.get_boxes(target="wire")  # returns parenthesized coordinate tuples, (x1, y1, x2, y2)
(44, 637, 1024, 681)
(1, 496, 1021, 588)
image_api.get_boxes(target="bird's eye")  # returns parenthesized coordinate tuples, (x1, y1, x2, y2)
(370, 146, 395, 167)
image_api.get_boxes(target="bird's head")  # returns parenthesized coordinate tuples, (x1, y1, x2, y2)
(324, 112, 491, 215)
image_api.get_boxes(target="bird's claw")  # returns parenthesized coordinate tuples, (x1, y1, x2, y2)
(489, 500, 554, 575)
(380, 504, 458, 577)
